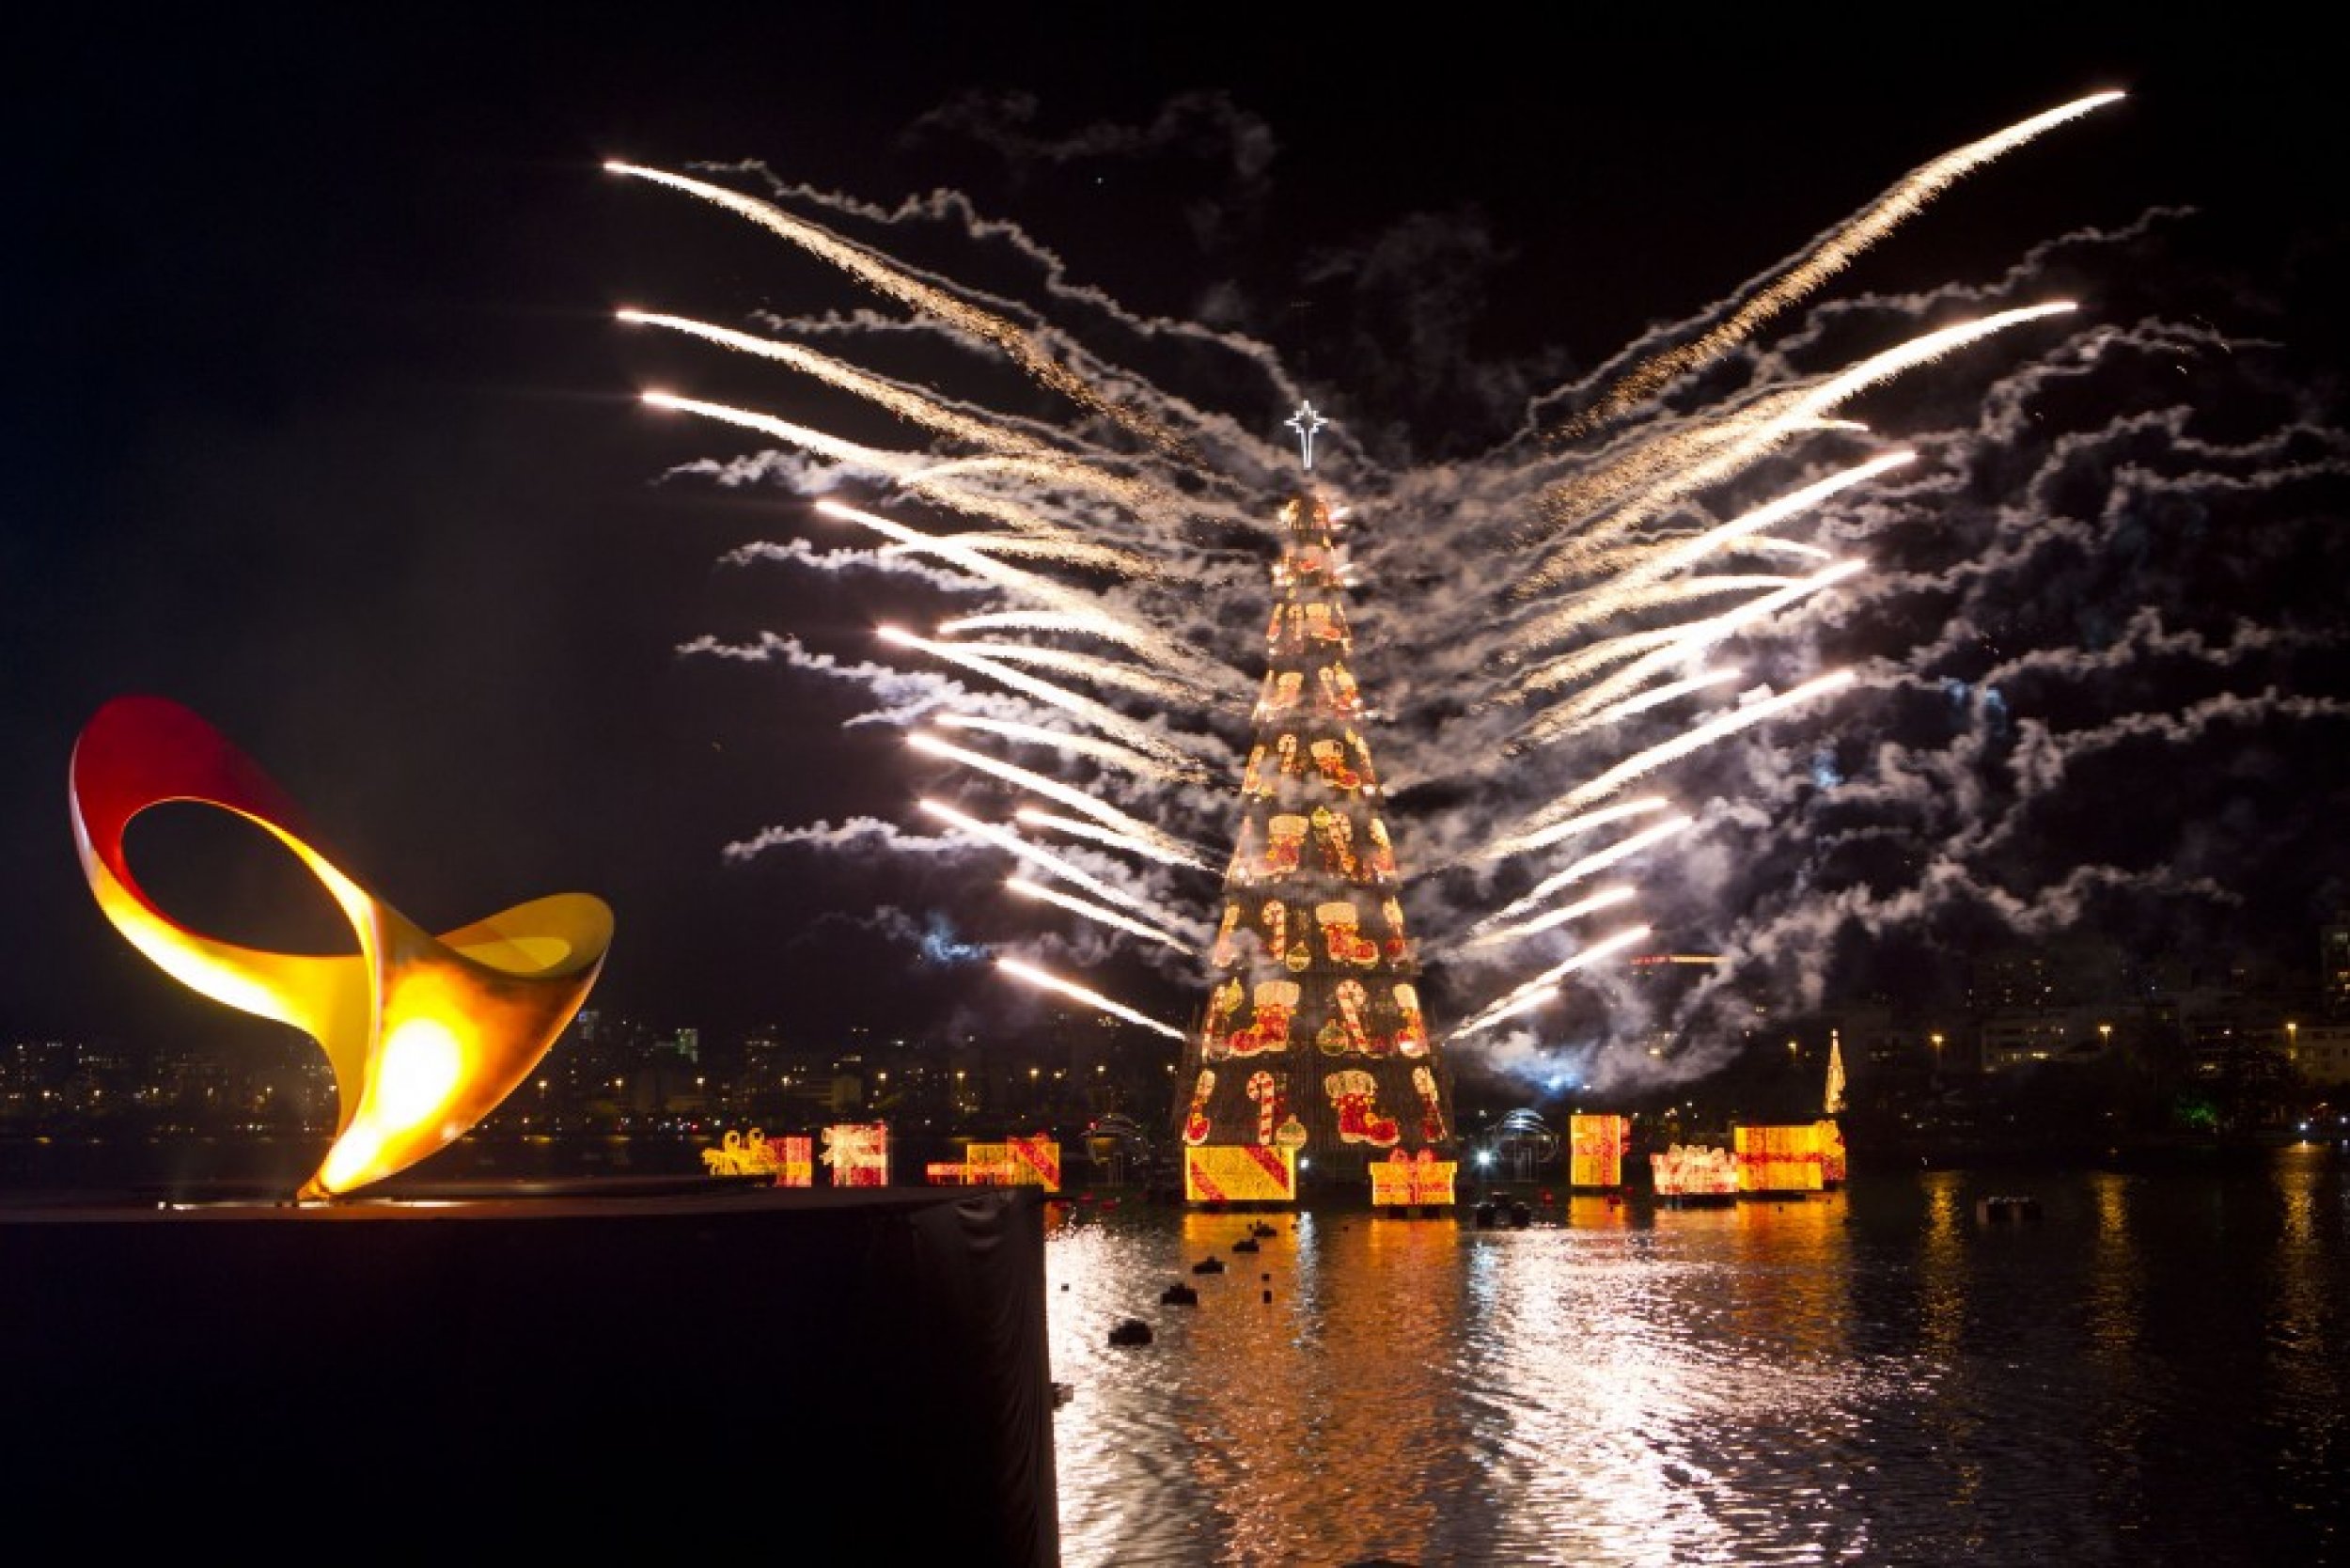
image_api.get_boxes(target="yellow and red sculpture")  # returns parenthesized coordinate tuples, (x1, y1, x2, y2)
(68, 695, 614, 1201)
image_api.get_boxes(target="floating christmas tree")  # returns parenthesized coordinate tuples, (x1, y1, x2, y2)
(1170, 405, 1456, 1201)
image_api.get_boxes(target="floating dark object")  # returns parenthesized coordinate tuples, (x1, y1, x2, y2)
(1193, 1257, 1227, 1275)
(1161, 1282, 1199, 1306)
(1232, 1237, 1261, 1254)
(1052, 1381, 1075, 1407)
(1975, 1195, 2044, 1224)
(1250, 1221, 1279, 1237)
(1108, 1317, 1154, 1346)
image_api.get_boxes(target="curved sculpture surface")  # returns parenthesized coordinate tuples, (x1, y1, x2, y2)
(68, 695, 614, 1200)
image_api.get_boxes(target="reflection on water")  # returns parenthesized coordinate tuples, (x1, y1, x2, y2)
(1047, 1153, 2350, 1567)
(11, 1138, 2347, 1561)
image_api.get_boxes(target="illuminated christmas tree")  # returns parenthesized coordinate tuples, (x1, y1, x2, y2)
(1171, 408, 1456, 1201)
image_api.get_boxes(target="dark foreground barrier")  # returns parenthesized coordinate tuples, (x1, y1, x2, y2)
(0, 1181, 1058, 1564)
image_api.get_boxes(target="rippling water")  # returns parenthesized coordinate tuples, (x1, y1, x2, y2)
(1042, 1151, 2350, 1567)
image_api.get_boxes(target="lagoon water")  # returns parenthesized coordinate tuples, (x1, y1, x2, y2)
(1042, 1152, 2350, 1566)
(8, 1137, 2345, 1564)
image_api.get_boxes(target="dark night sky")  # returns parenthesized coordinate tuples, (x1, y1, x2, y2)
(5, 10, 2345, 1071)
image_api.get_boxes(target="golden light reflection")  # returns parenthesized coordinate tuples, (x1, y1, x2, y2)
(68, 695, 613, 1200)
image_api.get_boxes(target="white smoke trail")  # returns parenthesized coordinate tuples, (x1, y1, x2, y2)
(1450, 924, 1656, 1039)
(933, 713, 1197, 784)
(607, 161, 1206, 464)
(1497, 672, 1858, 849)
(883, 627, 1211, 774)
(1006, 877, 1195, 951)
(1562, 91, 2123, 434)
(919, 798, 1186, 928)
(1470, 815, 1694, 933)
(1450, 886, 1638, 954)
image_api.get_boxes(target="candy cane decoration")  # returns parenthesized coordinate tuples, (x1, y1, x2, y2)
(1246, 1070, 1282, 1145)
(1413, 1066, 1447, 1141)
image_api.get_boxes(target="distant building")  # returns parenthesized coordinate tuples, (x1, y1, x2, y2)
(1979, 1006, 2117, 1073)
(2322, 920, 2350, 1018)
(2290, 1022, 2350, 1087)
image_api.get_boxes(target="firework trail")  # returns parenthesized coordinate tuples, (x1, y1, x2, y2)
(997, 957, 1189, 1039)
(934, 713, 1198, 784)
(619, 308, 1161, 512)
(906, 729, 1202, 864)
(918, 799, 1188, 930)
(1006, 877, 1193, 951)
(607, 162, 1207, 465)
(1558, 91, 2124, 439)
(618, 92, 2348, 1094)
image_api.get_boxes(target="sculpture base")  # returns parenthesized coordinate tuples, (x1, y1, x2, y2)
(0, 1181, 1057, 1564)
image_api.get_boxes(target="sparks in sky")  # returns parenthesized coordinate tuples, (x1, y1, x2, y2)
(611, 87, 2346, 1096)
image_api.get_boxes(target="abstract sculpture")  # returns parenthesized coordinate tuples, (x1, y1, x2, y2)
(68, 695, 614, 1200)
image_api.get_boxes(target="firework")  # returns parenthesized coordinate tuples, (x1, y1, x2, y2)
(614, 94, 2253, 1105)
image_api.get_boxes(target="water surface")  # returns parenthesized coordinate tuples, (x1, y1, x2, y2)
(1043, 1152, 2350, 1566)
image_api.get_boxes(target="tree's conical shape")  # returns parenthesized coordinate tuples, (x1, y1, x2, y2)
(1170, 489, 1456, 1195)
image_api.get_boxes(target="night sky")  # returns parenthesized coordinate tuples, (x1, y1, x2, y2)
(7, 13, 2345, 1090)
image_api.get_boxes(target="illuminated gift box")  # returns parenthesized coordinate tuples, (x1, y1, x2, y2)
(775, 1135, 814, 1188)
(1183, 1144, 1295, 1203)
(932, 1137, 1064, 1191)
(703, 1128, 791, 1177)
(1815, 1120, 1847, 1185)
(965, 1143, 1018, 1186)
(701, 1128, 811, 1184)
(1008, 1136, 1060, 1191)
(822, 1121, 890, 1187)
(1369, 1148, 1456, 1206)
(1570, 1113, 1630, 1188)
(1734, 1123, 1826, 1192)
(1651, 1142, 1741, 1197)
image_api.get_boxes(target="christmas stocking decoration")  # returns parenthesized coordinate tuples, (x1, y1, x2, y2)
(1317, 663, 1362, 715)
(1263, 814, 1307, 878)
(1324, 1068, 1401, 1148)
(1310, 739, 1362, 791)
(1230, 980, 1300, 1057)
(1203, 978, 1245, 1058)
(1317, 900, 1379, 965)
